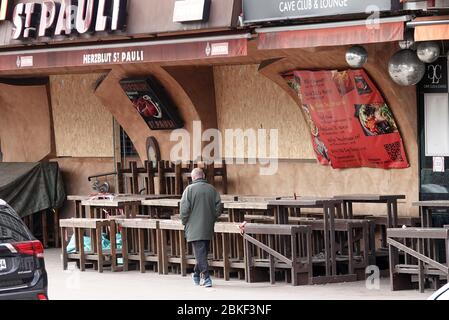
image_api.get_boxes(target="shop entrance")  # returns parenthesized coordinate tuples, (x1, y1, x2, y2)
(418, 57, 449, 201)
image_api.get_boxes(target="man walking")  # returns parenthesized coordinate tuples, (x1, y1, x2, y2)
(180, 168, 222, 288)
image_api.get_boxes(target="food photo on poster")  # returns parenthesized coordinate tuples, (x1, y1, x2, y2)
(284, 69, 409, 169)
(119, 77, 184, 130)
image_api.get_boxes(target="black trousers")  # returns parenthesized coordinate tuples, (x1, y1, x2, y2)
(191, 240, 210, 278)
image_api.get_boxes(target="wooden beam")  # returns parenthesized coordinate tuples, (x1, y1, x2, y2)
(387, 228, 449, 239)
(242, 234, 292, 266)
(387, 238, 449, 274)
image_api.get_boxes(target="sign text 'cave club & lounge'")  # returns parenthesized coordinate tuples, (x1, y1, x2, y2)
(242, 0, 402, 23)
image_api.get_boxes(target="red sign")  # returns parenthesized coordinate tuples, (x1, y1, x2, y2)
(0, 35, 248, 71)
(120, 77, 184, 130)
(285, 69, 409, 169)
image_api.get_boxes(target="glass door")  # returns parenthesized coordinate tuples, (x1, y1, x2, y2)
(418, 57, 449, 200)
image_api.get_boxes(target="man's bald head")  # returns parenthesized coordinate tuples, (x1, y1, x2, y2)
(191, 168, 205, 181)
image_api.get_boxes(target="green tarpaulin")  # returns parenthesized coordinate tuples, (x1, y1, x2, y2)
(0, 162, 66, 218)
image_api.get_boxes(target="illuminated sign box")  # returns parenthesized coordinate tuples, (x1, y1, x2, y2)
(242, 0, 402, 24)
(173, 0, 211, 22)
(2, 0, 128, 40)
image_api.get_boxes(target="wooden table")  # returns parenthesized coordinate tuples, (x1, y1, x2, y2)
(80, 199, 141, 219)
(333, 194, 406, 228)
(68, 194, 181, 218)
(220, 194, 239, 202)
(67, 195, 90, 218)
(268, 199, 343, 280)
(223, 201, 274, 223)
(141, 199, 182, 219)
(412, 201, 449, 228)
(222, 201, 274, 268)
(268, 198, 342, 224)
(236, 196, 285, 202)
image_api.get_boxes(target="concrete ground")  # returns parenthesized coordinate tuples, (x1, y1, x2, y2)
(44, 249, 430, 300)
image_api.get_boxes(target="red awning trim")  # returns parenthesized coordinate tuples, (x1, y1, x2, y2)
(0, 34, 250, 72)
(257, 20, 405, 50)
(412, 16, 449, 41)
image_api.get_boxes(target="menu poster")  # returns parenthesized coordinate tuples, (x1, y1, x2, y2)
(120, 77, 184, 130)
(285, 69, 409, 169)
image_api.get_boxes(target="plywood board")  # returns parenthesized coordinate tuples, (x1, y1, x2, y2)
(0, 83, 52, 162)
(214, 64, 316, 160)
(50, 73, 114, 157)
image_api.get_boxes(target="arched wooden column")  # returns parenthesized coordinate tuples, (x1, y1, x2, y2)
(94, 63, 218, 162)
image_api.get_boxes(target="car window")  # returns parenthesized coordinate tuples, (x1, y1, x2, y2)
(0, 205, 32, 244)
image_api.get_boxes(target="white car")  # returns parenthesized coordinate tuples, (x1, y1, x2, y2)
(428, 284, 449, 300)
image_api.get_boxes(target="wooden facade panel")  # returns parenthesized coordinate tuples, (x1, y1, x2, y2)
(50, 73, 114, 158)
(217, 43, 419, 216)
(0, 82, 53, 162)
(214, 64, 316, 160)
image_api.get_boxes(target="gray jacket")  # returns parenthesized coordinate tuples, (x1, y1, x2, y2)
(180, 179, 222, 242)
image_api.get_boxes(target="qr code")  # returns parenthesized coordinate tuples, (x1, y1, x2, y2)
(384, 142, 403, 162)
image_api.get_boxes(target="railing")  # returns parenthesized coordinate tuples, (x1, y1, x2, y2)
(388, 227, 449, 293)
(87, 172, 117, 182)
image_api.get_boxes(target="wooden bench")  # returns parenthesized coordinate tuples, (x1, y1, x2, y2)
(292, 218, 370, 282)
(158, 219, 190, 276)
(60, 218, 120, 273)
(388, 227, 449, 292)
(141, 199, 181, 219)
(116, 218, 160, 273)
(156, 220, 314, 286)
(242, 223, 313, 286)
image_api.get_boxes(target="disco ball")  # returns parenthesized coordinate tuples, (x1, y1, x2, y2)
(398, 30, 416, 50)
(417, 41, 440, 63)
(345, 45, 368, 68)
(388, 49, 425, 86)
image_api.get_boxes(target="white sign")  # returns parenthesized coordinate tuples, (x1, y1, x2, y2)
(243, 0, 396, 24)
(433, 157, 445, 173)
(10, 0, 127, 40)
(82, 50, 144, 65)
(211, 42, 229, 56)
(173, 0, 210, 22)
(16, 56, 33, 68)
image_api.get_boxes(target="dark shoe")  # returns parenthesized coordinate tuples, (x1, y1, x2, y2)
(203, 276, 212, 288)
(192, 273, 200, 286)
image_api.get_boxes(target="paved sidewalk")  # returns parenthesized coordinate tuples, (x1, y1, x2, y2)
(45, 249, 429, 300)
